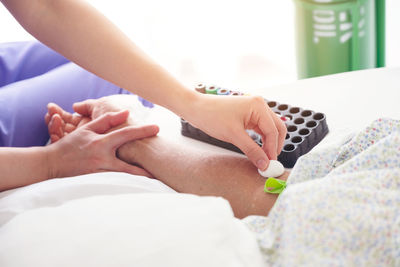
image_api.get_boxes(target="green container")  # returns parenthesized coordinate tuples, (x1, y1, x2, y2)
(294, 0, 385, 79)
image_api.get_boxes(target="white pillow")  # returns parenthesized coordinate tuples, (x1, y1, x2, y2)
(0, 193, 263, 267)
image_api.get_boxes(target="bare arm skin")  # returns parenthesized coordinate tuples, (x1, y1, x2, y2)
(117, 137, 289, 219)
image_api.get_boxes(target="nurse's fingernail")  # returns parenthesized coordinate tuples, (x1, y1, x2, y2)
(256, 159, 267, 171)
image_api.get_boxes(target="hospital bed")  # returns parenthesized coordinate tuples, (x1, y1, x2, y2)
(0, 67, 399, 267)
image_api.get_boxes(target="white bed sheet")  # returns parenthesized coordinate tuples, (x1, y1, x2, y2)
(0, 173, 264, 267)
(0, 172, 175, 226)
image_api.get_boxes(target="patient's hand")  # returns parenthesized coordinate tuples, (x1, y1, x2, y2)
(72, 94, 142, 123)
(45, 103, 90, 143)
(45, 95, 143, 143)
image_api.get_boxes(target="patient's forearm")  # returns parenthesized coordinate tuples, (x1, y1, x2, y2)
(118, 138, 285, 218)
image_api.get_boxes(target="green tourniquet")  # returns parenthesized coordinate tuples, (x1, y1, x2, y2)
(264, 177, 287, 194)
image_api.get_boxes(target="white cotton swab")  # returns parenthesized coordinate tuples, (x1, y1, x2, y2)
(258, 160, 285, 178)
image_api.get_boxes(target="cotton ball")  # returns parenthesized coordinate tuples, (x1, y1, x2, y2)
(258, 160, 284, 178)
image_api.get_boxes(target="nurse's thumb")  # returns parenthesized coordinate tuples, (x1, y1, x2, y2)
(234, 132, 270, 171)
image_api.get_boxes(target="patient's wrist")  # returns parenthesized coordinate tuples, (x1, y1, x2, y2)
(116, 138, 144, 166)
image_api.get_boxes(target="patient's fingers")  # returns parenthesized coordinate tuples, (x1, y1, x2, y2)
(47, 103, 73, 123)
(64, 123, 77, 133)
(48, 114, 64, 143)
(46, 103, 84, 132)
(73, 99, 95, 117)
(50, 134, 61, 143)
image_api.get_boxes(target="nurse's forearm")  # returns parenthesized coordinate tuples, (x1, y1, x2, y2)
(0, 147, 50, 191)
(1, 0, 195, 116)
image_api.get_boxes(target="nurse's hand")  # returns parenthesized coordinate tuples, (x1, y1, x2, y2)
(184, 93, 287, 171)
(46, 110, 159, 178)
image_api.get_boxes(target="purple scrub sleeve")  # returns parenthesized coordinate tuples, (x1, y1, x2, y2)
(0, 41, 153, 147)
(0, 41, 69, 87)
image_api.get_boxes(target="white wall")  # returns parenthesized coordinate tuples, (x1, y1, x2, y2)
(0, 0, 398, 90)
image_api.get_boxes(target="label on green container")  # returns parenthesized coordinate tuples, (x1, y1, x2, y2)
(294, 0, 378, 78)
